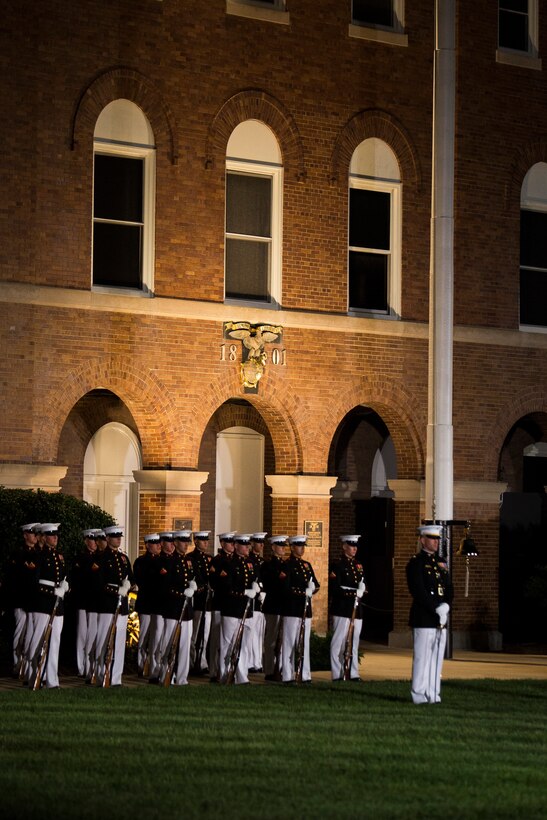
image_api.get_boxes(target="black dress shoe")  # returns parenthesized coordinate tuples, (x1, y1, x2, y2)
(148, 677, 160, 685)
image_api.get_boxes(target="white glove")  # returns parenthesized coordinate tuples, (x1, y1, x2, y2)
(189, 580, 197, 591)
(54, 585, 67, 599)
(258, 591, 266, 604)
(245, 588, 256, 599)
(184, 585, 195, 598)
(436, 602, 450, 626)
(252, 581, 261, 594)
(118, 578, 131, 596)
(305, 581, 315, 598)
(356, 580, 366, 598)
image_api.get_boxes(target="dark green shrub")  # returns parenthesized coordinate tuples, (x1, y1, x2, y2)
(0, 486, 115, 574)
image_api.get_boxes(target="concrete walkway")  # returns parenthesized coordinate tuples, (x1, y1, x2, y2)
(311, 642, 547, 683)
(2, 643, 546, 690)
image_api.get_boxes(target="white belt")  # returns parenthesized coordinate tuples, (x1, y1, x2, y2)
(39, 579, 56, 587)
(340, 585, 358, 592)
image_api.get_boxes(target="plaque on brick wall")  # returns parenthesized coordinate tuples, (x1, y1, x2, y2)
(172, 518, 193, 531)
(304, 520, 323, 548)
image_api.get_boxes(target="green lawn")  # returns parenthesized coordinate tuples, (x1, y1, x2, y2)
(1, 679, 547, 819)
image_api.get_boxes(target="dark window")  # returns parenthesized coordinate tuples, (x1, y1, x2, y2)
(353, 0, 393, 28)
(226, 172, 271, 302)
(349, 188, 391, 313)
(93, 154, 144, 289)
(520, 209, 547, 325)
(499, 0, 529, 52)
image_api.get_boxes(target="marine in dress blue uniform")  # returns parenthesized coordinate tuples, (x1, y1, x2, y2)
(261, 534, 289, 680)
(219, 533, 259, 684)
(281, 535, 320, 684)
(406, 524, 453, 704)
(95, 526, 133, 686)
(187, 531, 212, 673)
(157, 530, 196, 685)
(329, 534, 366, 681)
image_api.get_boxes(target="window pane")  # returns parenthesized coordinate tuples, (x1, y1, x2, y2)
(500, 0, 528, 13)
(350, 188, 390, 250)
(226, 238, 269, 301)
(353, 0, 393, 27)
(226, 173, 271, 238)
(520, 268, 547, 326)
(499, 9, 528, 51)
(93, 222, 142, 288)
(520, 210, 547, 268)
(349, 251, 388, 312)
(94, 155, 143, 223)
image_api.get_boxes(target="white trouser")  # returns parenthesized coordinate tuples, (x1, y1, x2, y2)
(76, 609, 88, 675)
(190, 610, 211, 671)
(13, 607, 28, 669)
(220, 614, 253, 684)
(149, 614, 165, 678)
(263, 613, 282, 676)
(282, 615, 311, 683)
(411, 627, 447, 704)
(249, 610, 265, 670)
(137, 613, 152, 673)
(96, 612, 128, 686)
(159, 619, 192, 685)
(208, 610, 222, 678)
(330, 615, 363, 680)
(27, 611, 64, 688)
(85, 612, 98, 679)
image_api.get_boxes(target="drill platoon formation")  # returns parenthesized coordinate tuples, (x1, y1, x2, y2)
(2, 522, 452, 701)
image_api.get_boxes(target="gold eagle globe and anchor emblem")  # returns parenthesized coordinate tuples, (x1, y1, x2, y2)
(224, 321, 283, 391)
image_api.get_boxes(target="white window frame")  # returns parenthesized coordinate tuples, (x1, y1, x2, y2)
(496, 0, 541, 70)
(226, 0, 290, 25)
(348, 175, 401, 319)
(349, 0, 407, 47)
(92, 139, 156, 296)
(225, 157, 283, 308)
(519, 175, 547, 333)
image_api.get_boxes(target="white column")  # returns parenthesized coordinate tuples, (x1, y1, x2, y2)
(426, 0, 456, 521)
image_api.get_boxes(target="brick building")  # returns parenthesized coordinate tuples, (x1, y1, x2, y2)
(1, 0, 546, 648)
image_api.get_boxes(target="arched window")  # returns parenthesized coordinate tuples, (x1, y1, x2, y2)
(93, 100, 156, 293)
(520, 162, 547, 328)
(348, 138, 401, 317)
(225, 120, 283, 306)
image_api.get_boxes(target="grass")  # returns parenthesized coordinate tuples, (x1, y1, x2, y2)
(1, 679, 547, 819)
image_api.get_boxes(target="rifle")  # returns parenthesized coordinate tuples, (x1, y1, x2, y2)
(295, 595, 308, 684)
(15, 617, 28, 680)
(161, 599, 189, 687)
(31, 597, 60, 691)
(191, 586, 211, 674)
(100, 594, 123, 687)
(273, 615, 284, 681)
(225, 596, 252, 685)
(342, 593, 360, 680)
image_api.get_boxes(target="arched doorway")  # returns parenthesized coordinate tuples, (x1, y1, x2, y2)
(83, 422, 142, 561)
(499, 414, 547, 647)
(215, 427, 265, 541)
(328, 406, 397, 643)
(197, 400, 275, 550)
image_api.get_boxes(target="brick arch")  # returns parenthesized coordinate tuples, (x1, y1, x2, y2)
(34, 356, 184, 467)
(506, 138, 547, 212)
(188, 369, 304, 474)
(330, 108, 422, 188)
(311, 378, 425, 478)
(205, 89, 306, 181)
(483, 388, 547, 479)
(70, 66, 178, 164)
